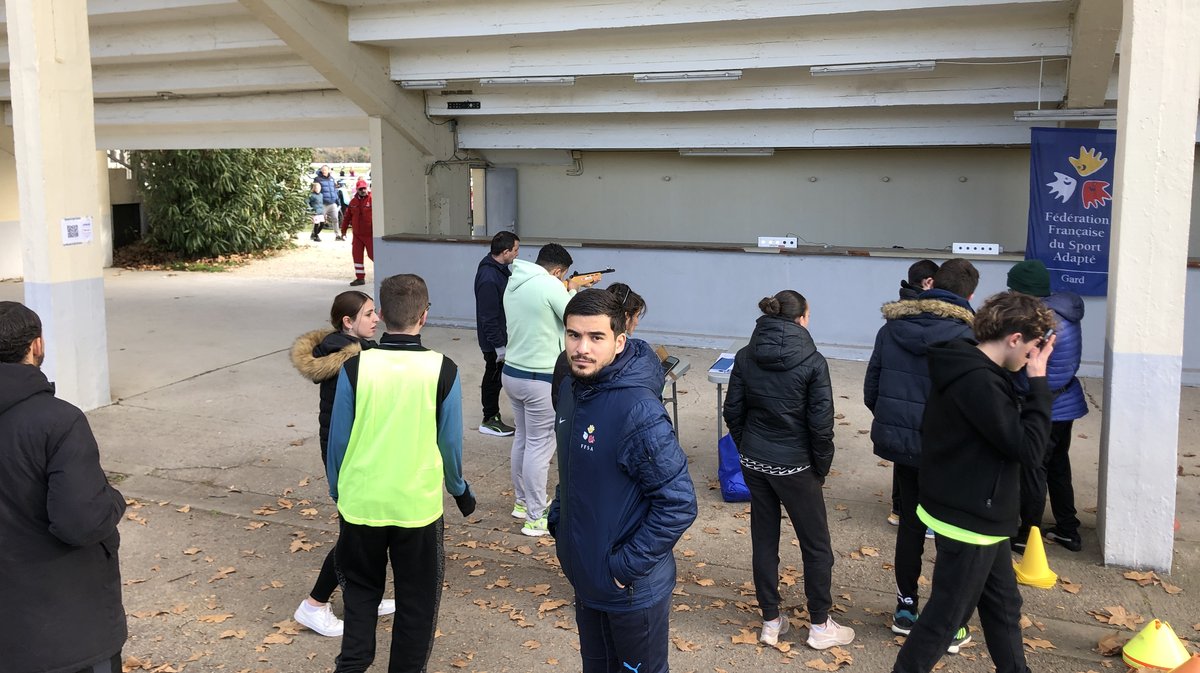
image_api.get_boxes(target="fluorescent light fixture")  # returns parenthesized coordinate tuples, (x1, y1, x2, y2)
(1013, 108, 1117, 122)
(400, 80, 447, 90)
(809, 61, 935, 77)
(633, 70, 742, 83)
(479, 76, 576, 86)
(679, 148, 775, 157)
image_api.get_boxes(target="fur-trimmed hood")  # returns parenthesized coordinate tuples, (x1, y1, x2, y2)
(881, 298, 975, 325)
(290, 329, 363, 383)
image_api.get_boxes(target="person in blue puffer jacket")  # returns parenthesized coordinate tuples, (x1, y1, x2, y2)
(548, 290, 697, 673)
(1007, 260, 1087, 552)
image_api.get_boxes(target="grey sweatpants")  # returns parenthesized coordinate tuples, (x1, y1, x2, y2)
(502, 373, 556, 521)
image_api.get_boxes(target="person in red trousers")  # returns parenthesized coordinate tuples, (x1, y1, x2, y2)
(341, 178, 373, 287)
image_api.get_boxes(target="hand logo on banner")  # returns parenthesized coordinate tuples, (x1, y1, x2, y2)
(1082, 180, 1113, 209)
(1046, 145, 1111, 208)
(1068, 146, 1109, 176)
(1046, 172, 1077, 203)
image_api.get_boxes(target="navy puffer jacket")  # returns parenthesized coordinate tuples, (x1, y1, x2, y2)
(1042, 291, 1087, 421)
(864, 290, 975, 466)
(548, 339, 697, 612)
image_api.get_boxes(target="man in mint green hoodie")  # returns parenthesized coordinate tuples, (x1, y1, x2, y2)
(502, 243, 596, 536)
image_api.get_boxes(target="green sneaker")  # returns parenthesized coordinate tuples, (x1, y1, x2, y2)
(947, 627, 972, 654)
(511, 502, 527, 519)
(478, 415, 515, 437)
(521, 514, 549, 537)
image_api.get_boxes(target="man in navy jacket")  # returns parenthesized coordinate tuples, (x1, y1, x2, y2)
(474, 231, 520, 436)
(549, 290, 697, 673)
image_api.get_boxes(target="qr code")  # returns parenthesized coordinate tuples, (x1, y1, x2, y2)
(66, 224, 79, 239)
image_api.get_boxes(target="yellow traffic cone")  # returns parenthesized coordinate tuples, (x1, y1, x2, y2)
(1122, 620, 1191, 671)
(1013, 526, 1057, 589)
(1170, 655, 1200, 673)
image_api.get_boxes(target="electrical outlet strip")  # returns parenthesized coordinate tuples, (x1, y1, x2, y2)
(952, 242, 1001, 255)
(758, 236, 798, 249)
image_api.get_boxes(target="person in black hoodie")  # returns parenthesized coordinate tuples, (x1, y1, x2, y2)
(474, 231, 520, 436)
(0, 302, 128, 673)
(548, 290, 696, 673)
(723, 291, 854, 651)
(289, 291, 389, 637)
(864, 259, 978, 643)
(890, 291, 1056, 673)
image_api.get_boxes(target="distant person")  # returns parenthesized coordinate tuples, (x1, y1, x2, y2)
(340, 178, 374, 287)
(474, 231, 520, 437)
(888, 259, 940, 525)
(900, 259, 939, 300)
(1006, 260, 1087, 552)
(864, 259, 978, 648)
(326, 275, 476, 673)
(724, 291, 854, 651)
(501, 243, 596, 536)
(290, 291, 390, 638)
(552, 282, 647, 411)
(315, 165, 341, 238)
(890, 292, 1055, 673)
(0, 302, 128, 673)
(335, 180, 352, 241)
(548, 289, 697, 673)
(309, 181, 326, 242)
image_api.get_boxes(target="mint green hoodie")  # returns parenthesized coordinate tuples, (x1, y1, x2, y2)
(503, 259, 575, 374)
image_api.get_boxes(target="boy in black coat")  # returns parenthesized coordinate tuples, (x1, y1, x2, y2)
(891, 291, 1056, 673)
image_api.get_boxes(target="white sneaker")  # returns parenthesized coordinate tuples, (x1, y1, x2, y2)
(760, 616, 790, 646)
(378, 599, 396, 616)
(807, 617, 855, 650)
(294, 600, 343, 637)
(511, 502, 528, 519)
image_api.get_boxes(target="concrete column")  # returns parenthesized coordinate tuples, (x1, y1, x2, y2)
(369, 116, 429, 238)
(7, 0, 111, 411)
(0, 125, 22, 279)
(1098, 0, 1200, 571)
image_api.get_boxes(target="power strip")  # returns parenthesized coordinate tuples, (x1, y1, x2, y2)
(952, 242, 1002, 255)
(758, 236, 798, 249)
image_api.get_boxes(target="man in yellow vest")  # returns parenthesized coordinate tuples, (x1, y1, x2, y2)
(326, 274, 476, 673)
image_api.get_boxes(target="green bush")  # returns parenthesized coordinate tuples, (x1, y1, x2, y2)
(130, 148, 311, 257)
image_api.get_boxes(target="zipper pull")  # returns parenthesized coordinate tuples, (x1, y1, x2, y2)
(985, 498, 992, 508)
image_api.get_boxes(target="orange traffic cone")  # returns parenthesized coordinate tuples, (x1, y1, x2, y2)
(1170, 655, 1200, 673)
(1013, 526, 1057, 589)
(1122, 620, 1191, 671)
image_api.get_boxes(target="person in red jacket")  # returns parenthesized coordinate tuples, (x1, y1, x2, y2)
(341, 178, 373, 287)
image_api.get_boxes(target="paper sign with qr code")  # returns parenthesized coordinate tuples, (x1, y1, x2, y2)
(61, 216, 94, 246)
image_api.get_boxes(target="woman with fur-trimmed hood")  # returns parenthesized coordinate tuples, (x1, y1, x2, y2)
(289, 291, 389, 638)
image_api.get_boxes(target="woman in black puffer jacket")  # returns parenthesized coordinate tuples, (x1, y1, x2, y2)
(723, 291, 853, 651)
(288, 291, 387, 637)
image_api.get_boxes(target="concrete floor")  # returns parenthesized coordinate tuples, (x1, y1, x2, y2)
(1, 263, 1197, 673)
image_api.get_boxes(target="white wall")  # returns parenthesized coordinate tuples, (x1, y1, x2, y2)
(377, 239, 1200, 386)
(493, 148, 1200, 257)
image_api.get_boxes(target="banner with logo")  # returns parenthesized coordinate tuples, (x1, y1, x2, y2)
(1026, 127, 1116, 296)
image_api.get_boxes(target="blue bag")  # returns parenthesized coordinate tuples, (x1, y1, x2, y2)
(717, 433, 751, 502)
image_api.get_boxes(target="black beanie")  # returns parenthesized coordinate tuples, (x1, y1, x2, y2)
(1007, 260, 1051, 297)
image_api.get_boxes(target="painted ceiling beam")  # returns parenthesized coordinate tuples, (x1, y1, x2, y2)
(1065, 0, 1122, 108)
(238, 0, 450, 156)
(386, 9, 1071, 80)
(425, 62, 1069, 116)
(348, 0, 1067, 43)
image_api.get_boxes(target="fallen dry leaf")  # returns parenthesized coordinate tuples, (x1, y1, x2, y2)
(860, 546, 880, 557)
(197, 613, 234, 624)
(521, 640, 541, 650)
(208, 567, 236, 583)
(702, 527, 720, 535)
(1023, 636, 1055, 651)
(1061, 578, 1082, 594)
(731, 628, 759, 645)
(468, 568, 486, 576)
(538, 599, 569, 615)
(219, 629, 247, 640)
(1097, 632, 1126, 656)
(263, 632, 293, 645)
(1161, 580, 1183, 595)
(244, 521, 267, 530)
(176, 505, 191, 514)
(672, 636, 702, 652)
(182, 547, 201, 556)
(1123, 570, 1156, 586)
(1088, 606, 1144, 630)
(695, 578, 715, 587)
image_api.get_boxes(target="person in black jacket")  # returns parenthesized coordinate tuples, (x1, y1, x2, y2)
(0, 302, 127, 673)
(723, 291, 854, 651)
(474, 231, 520, 437)
(864, 259, 978, 642)
(289, 291, 387, 637)
(891, 291, 1055, 673)
(889, 259, 939, 524)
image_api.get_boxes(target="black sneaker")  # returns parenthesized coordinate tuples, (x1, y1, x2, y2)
(891, 608, 918, 636)
(948, 627, 972, 654)
(349, 278, 365, 287)
(479, 415, 515, 437)
(1044, 527, 1082, 552)
(1011, 539, 1026, 555)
